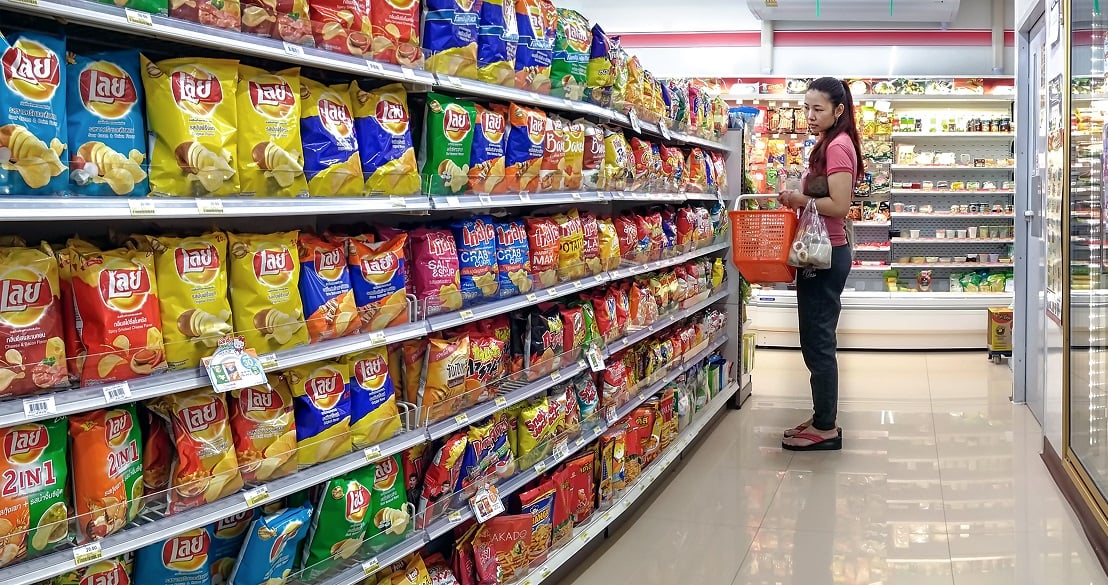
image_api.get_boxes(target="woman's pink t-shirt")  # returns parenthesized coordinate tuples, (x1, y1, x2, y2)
(805, 133, 857, 247)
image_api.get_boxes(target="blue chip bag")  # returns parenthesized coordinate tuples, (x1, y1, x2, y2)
(494, 218, 532, 298)
(514, 0, 555, 92)
(66, 50, 148, 197)
(0, 31, 68, 195)
(229, 504, 312, 585)
(477, 0, 518, 87)
(209, 510, 257, 585)
(350, 82, 420, 196)
(457, 412, 515, 498)
(300, 77, 362, 197)
(134, 527, 214, 585)
(469, 104, 507, 194)
(423, 0, 479, 79)
(451, 215, 500, 304)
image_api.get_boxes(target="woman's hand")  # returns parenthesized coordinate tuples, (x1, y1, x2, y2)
(778, 189, 807, 209)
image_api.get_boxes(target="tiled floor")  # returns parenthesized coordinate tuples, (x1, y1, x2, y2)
(554, 350, 1108, 585)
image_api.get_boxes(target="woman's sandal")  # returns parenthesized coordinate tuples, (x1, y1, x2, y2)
(782, 432, 843, 452)
(784, 425, 843, 438)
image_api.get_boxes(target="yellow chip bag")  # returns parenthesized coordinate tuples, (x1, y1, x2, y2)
(300, 77, 363, 197)
(341, 347, 402, 448)
(419, 335, 469, 424)
(283, 361, 352, 467)
(350, 82, 421, 196)
(141, 56, 240, 196)
(151, 232, 233, 370)
(237, 66, 308, 197)
(552, 209, 586, 282)
(229, 376, 297, 483)
(597, 217, 621, 272)
(228, 231, 309, 353)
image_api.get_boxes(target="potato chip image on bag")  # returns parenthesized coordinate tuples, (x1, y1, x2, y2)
(469, 104, 508, 194)
(285, 361, 352, 467)
(151, 232, 233, 370)
(309, 0, 371, 55)
(69, 405, 144, 543)
(603, 127, 633, 191)
(0, 417, 69, 567)
(52, 556, 135, 585)
(369, 0, 422, 66)
(229, 503, 312, 585)
(237, 66, 307, 198)
(494, 219, 532, 298)
(360, 453, 413, 552)
(552, 209, 585, 282)
(514, 0, 555, 92)
(525, 216, 559, 290)
(419, 335, 469, 423)
(342, 347, 401, 448)
(142, 56, 239, 196)
(149, 389, 244, 515)
(0, 246, 68, 397)
(134, 526, 213, 585)
(301, 78, 363, 196)
(551, 9, 590, 101)
(450, 216, 500, 304)
(477, 0, 519, 87)
(504, 103, 546, 192)
(0, 32, 68, 195)
(208, 509, 256, 585)
(298, 233, 360, 343)
(242, 0, 313, 46)
(423, 0, 480, 78)
(421, 93, 476, 195)
(562, 119, 585, 190)
(347, 234, 410, 333)
(229, 378, 297, 483)
(410, 227, 462, 315)
(350, 82, 420, 196)
(170, 0, 240, 29)
(301, 475, 371, 579)
(66, 50, 149, 197)
(228, 231, 309, 354)
(539, 115, 567, 192)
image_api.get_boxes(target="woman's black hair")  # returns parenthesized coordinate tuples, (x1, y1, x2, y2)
(806, 77, 864, 181)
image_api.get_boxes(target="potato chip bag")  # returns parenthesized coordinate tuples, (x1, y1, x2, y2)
(552, 209, 585, 282)
(603, 127, 633, 191)
(659, 144, 685, 191)
(450, 216, 500, 304)
(149, 389, 244, 515)
(421, 93, 476, 195)
(561, 120, 584, 190)
(473, 514, 531, 583)
(468, 104, 508, 194)
(170, 0, 240, 29)
(477, 0, 519, 86)
(228, 231, 308, 354)
(66, 50, 149, 197)
(551, 9, 590, 101)
(586, 24, 614, 101)
(140, 407, 172, 503)
(423, 0, 480, 78)
(0, 417, 69, 567)
(401, 338, 427, 404)
(68, 405, 142, 545)
(242, 0, 312, 45)
(50, 555, 134, 585)
(236, 66, 307, 197)
(229, 504, 312, 585)
(466, 334, 506, 405)
(392, 554, 433, 585)
(579, 119, 605, 190)
(685, 148, 708, 193)
(362, 454, 414, 552)
(416, 433, 467, 529)
(229, 378, 297, 483)
(539, 115, 566, 192)
(72, 246, 167, 385)
(494, 219, 532, 298)
(351, 82, 420, 196)
(141, 56, 239, 196)
(503, 103, 545, 192)
(525, 216, 559, 290)
(576, 211, 602, 276)
(53, 243, 88, 384)
(134, 526, 213, 585)
(518, 480, 554, 564)
(151, 233, 233, 371)
(598, 428, 625, 506)
(559, 305, 585, 366)
(301, 78, 363, 197)
(629, 137, 655, 191)
(0, 32, 68, 195)
(410, 227, 462, 315)
(457, 413, 513, 498)
(302, 475, 371, 579)
(516, 396, 558, 469)
(285, 361, 353, 467)
(711, 150, 728, 193)
(591, 289, 618, 344)
(298, 233, 360, 343)
(0, 247, 67, 397)
(347, 234, 410, 333)
(514, 0, 555, 92)
(208, 509, 256, 584)
(369, 0, 422, 66)
(309, 0, 372, 55)
(526, 307, 562, 380)
(419, 335, 469, 423)
(342, 347, 402, 448)
(614, 213, 642, 261)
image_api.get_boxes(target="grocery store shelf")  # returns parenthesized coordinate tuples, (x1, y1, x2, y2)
(891, 213, 1015, 219)
(891, 237, 1014, 244)
(890, 190, 1016, 196)
(892, 132, 1015, 139)
(890, 165, 1015, 171)
(430, 191, 611, 209)
(682, 192, 728, 201)
(0, 195, 434, 220)
(726, 93, 1015, 104)
(854, 221, 890, 227)
(891, 262, 1012, 269)
(854, 245, 891, 252)
(850, 264, 892, 272)
(427, 274, 610, 332)
(607, 241, 730, 281)
(602, 288, 730, 358)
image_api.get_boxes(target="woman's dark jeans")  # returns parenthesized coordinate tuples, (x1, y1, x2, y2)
(796, 245, 851, 432)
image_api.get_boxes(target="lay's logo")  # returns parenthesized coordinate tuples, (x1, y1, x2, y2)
(0, 278, 50, 313)
(2, 41, 61, 101)
(481, 110, 504, 142)
(161, 530, 210, 569)
(345, 484, 370, 520)
(171, 71, 223, 106)
(215, 511, 253, 538)
(79, 563, 129, 585)
(362, 252, 398, 276)
(526, 114, 544, 143)
(104, 411, 133, 445)
(443, 104, 472, 143)
(314, 248, 345, 275)
(181, 400, 226, 434)
(175, 245, 219, 275)
(4, 425, 46, 459)
(99, 268, 151, 301)
(376, 98, 409, 134)
(306, 372, 345, 406)
(354, 355, 387, 387)
(319, 98, 354, 139)
(373, 455, 399, 490)
(243, 386, 282, 413)
(249, 79, 295, 118)
(79, 67, 138, 119)
(253, 248, 293, 279)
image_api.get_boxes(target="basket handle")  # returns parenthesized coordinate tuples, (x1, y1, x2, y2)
(733, 193, 781, 211)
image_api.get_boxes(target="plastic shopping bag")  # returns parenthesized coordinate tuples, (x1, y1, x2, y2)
(787, 199, 833, 270)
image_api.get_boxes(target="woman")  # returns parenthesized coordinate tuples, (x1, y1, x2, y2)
(778, 77, 863, 452)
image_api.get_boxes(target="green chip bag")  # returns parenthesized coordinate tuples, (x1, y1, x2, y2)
(551, 9, 591, 101)
(302, 476, 372, 579)
(420, 93, 477, 195)
(0, 417, 69, 567)
(360, 453, 413, 552)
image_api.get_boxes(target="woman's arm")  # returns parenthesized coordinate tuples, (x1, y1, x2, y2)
(777, 170, 853, 218)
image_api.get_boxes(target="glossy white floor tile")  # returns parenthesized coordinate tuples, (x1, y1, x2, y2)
(554, 350, 1108, 585)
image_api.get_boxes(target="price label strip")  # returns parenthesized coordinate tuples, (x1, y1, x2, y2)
(282, 41, 305, 57)
(195, 199, 224, 214)
(243, 485, 271, 506)
(257, 353, 279, 370)
(23, 395, 56, 417)
(364, 445, 382, 463)
(72, 542, 103, 566)
(553, 438, 570, 460)
(124, 8, 153, 26)
(128, 199, 155, 216)
(102, 382, 131, 403)
(362, 557, 380, 576)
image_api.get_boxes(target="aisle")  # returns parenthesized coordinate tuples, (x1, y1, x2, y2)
(553, 350, 1107, 585)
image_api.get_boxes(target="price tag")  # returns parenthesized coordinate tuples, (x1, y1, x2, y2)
(203, 336, 267, 393)
(23, 396, 56, 417)
(72, 542, 103, 566)
(445, 195, 461, 207)
(128, 199, 155, 215)
(366, 60, 386, 75)
(526, 293, 538, 302)
(257, 353, 279, 369)
(604, 405, 618, 425)
(550, 371, 561, 382)
(448, 509, 464, 523)
(534, 460, 548, 474)
(571, 192, 583, 200)
(593, 426, 603, 438)
(572, 280, 582, 289)
(562, 98, 575, 108)
(658, 119, 672, 140)
(519, 191, 531, 202)
(125, 8, 153, 26)
(444, 75, 464, 88)
(494, 396, 508, 407)
(369, 331, 388, 344)
(459, 309, 476, 321)
(575, 436, 587, 448)
(243, 485, 270, 506)
(469, 484, 505, 523)
(579, 530, 589, 541)
(540, 567, 552, 579)
(390, 196, 408, 207)
(401, 67, 418, 80)
(196, 199, 224, 214)
(553, 438, 570, 460)
(102, 382, 131, 403)
(627, 108, 642, 134)
(9, 0, 38, 6)
(362, 557, 380, 575)
(454, 412, 470, 425)
(282, 41, 305, 57)
(364, 445, 382, 463)
(478, 194, 493, 206)
(546, 288, 558, 296)
(585, 344, 605, 372)
(529, 92, 543, 102)
(602, 512, 612, 522)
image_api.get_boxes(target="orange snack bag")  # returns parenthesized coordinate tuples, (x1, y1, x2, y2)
(229, 376, 298, 482)
(0, 246, 67, 397)
(298, 233, 361, 343)
(69, 405, 144, 544)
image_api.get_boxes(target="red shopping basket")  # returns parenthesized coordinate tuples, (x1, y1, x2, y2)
(729, 199, 798, 283)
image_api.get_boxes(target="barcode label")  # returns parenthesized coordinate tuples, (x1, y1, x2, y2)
(534, 460, 547, 473)
(494, 397, 508, 407)
(366, 60, 385, 74)
(72, 542, 102, 566)
(128, 200, 155, 215)
(23, 396, 56, 417)
(390, 196, 408, 207)
(478, 194, 493, 206)
(364, 445, 382, 462)
(258, 353, 279, 369)
(369, 331, 387, 344)
(196, 199, 224, 214)
(526, 293, 538, 302)
(446, 195, 461, 207)
(401, 67, 417, 80)
(362, 557, 380, 575)
(102, 382, 131, 403)
(571, 192, 582, 200)
(448, 510, 464, 523)
(550, 371, 561, 382)
(575, 436, 587, 448)
(125, 8, 153, 26)
(444, 75, 464, 88)
(572, 281, 582, 289)
(459, 310, 475, 321)
(283, 42, 305, 57)
(243, 485, 270, 507)
(553, 439, 569, 460)
(454, 412, 469, 425)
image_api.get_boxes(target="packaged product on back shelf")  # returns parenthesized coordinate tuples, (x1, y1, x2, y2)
(602, 127, 633, 191)
(469, 104, 509, 194)
(421, 93, 477, 195)
(241, 0, 312, 45)
(514, 0, 556, 93)
(227, 231, 309, 353)
(170, 0, 240, 30)
(309, 0, 371, 56)
(345, 230, 410, 332)
(208, 509, 256, 584)
(133, 526, 214, 585)
(341, 346, 402, 447)
(499, 102, 545, 193)
(299, 473, 372, 578)
(540, 115, 567, 192)
(578, 119, 605, 190)
(423, 0, 480, 78)
(236, 66, 308, 198)
(551, 8, 590, 101)
(477, 0, 519, 87)
(300, 77, 363, 197)
(0, 417, 69, 568)
(562, 119, 585, 190)
(494, 218, 533, 297)
(51, 554, 134, 585)
(298, 233, 361, 342)
(369, 0, 422, 66)
(229, 503, 312, 585)
(410, 226, 463, 314)
(451, 215, 500, 304)
(228, 377, 298, 483)
(69, 405, 144, 544)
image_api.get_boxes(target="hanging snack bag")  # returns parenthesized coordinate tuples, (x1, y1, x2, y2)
(518, 480, 555, 564)
(362, 454, 414, 552)
(559, 305, 585, 366)
(410, 227, 463, 315)
(551, 9, 590, 100)
(451, 215, 500, 304)
(565, 452, 594, 524)
(151, 233, 233, 371)
(301, 476, 371, 578)
(421, 93, 476, 195)
(141, 56, 239, 196)
(209, 510, 255, 584)
(503, 103, 546, 192)
(347, 233, 410, 332)
(66, 50, 149, 197)
(468, 104, 508, 194)
(341, 346, 402, 447)
(579, 120, 605, 190)
(562, 119, 585, 190)
(242, 0, 312, 45)
(419, 335, 470, 422)
(550, 467, 573, 547)
(552, 208, 585, 282)
(514, 0, 556, 92)
(0, 32, 68, 195)
(0, 418, 68, 567)
(477, 0, 519, 86)
(416, 432, 467, 527)
(72, 247, 166, 385)
(527, 307, 562, 380)
(423, 0, 480, 78)
(603, 127, 633, 191)
(370, 0, 422, 66)
(494, 219, 532, 298)
(457, 413, 514, 500)
(466, 333, 507, 404)
(285, 361, 353, 466)
(229, 504, 312, 585)
(309, 0, 371, 55)
(525, 216, 559, 289)
(237, 66, 307, 197)
(70, 406, 144, 544)
(472, 514, 532, 583)
(539, 115, 567, 192)
(298, 233, 360, 342)
(0, 246, 67, 397)
(579, 211, 602, 275)
(228, 379, 297, 483)
(134, 527, 213, 585)
(351, 82, 420, 196)
(586, 24, 614, 105)
(301, 78, 363, 196)
(228, 231, 309, 353)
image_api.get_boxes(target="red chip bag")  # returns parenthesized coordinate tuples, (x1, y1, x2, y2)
(410, 228, 462, 315)
(309, 0, 372, 56)
(0, 246, 67, 397)
(613, 214, 640, 261)
(677, 207, 697, 252)
(629, 137, 653, 191)
(579, 211, 602, 276)
(466, 334, 506, 404)
(645, 212, 665, 261)
(525, 217, 560, 290)
(473, 514, 532, 583)
(591, 289, 618, 344)
(632, 213, 654, 262)
(417, 432, 467, 528)
(551, 467, 574, 548)
(370, 0, 422, 66)
(565, 452, 595, 524)
(612, 285, 630, 337)
(559, 306, 585, 366)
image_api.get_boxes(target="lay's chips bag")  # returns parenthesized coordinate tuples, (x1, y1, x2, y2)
(298, 233, 361, 343)
(551, 9, 590, 101)
(450, 216, 500, 304)
(228, 231, 309, 353)
(300, 77, 362, 197)
(0, 418, 68, 567)
(347, 234, 410, 333)
(151, 233, 233, 370)
(477, 0, 519, 87)
(562, 119, 585, 190)
(468, 104, 508, 194)
(237, 66, 307, 197)
(494, 219, 532, 298)
(514, 0, 555, 92)
(0, 245, 68, 397)
(134, 527, 213, 585)
(229, 379, 297, 483)
(302, 475, 371, 579)
(423, 0, 480, 78)
(66, 50, 148, 197)
(586, 24, 615, 105)
(342, 346, 402, 448)
(284, 361, 353, 467)
(229, 504, 312, 585)
(208, 510, 256, 584)
(309, 0, 371, 55)
(421, 93, 476, 195)
(603, 127, 633, 191)
(141, 56, 239, 196)
(503, 103, 545, 193)
(350, 82, 420, 196)
(370, 0, 422, 66)
(0, 32, 68, 195)
(360, 454, 413, 553)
